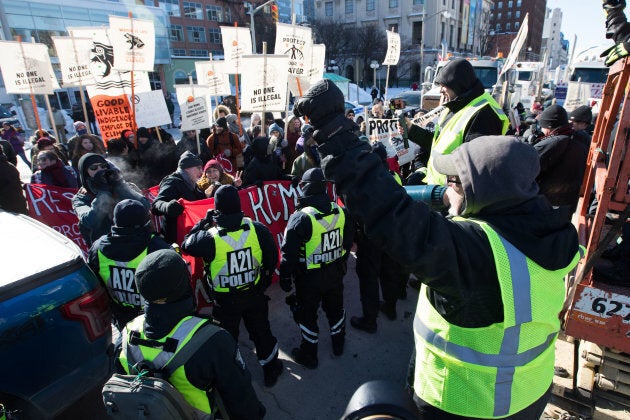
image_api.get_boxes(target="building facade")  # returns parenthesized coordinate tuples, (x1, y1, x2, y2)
(311, 0, 491, 86)
(542, 7, 568, 68)
(486, 0, 547, 61)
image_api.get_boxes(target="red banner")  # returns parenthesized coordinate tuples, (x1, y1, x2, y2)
(24, 184, 87, 257)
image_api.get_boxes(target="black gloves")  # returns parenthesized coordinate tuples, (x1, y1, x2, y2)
(291, 177, 300, 188)
(279, 275, 293, 292)
(205, 208, 217, 221)
(165, 199, 184, 217)
(601, 41, 630, 66)
(88, 170, 110, 193)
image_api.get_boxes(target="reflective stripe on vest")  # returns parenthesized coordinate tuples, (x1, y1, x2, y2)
(301, 203, 346, 269)
(207, 218, 263, 293)
(425, 93, 509, 185)
(413, 220, 582, 417)
(119, 315, 212, 414)
(97, 248, 148, 308)
(392, 171, 402, 186)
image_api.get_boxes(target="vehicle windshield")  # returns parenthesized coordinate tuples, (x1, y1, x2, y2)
(0, 106, 13, 119)
(474, 67, 498, 89)
(517, 71, 535, 81)
(570, 68, 609, 83)
(398, 92, 421, 107)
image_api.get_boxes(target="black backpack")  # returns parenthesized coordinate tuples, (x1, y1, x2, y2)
(102, 322, 227, 419)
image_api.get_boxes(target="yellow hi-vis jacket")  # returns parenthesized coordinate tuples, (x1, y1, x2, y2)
(413, 220, 582, 418)
(300, 203, 346, 270)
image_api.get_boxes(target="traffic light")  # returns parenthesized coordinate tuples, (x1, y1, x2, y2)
(271, 3, 278, 22)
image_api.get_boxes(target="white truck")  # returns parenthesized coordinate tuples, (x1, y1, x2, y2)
(556, 47, 609, 115)
(420, 57, 502, 110)
(509, 61, 545, 110)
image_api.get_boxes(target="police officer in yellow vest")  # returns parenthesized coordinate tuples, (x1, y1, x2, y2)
(403, 58, 509, 185)
(279, 168, 354, 369)
(351, 143, 408, 334)
(181, 185, 284, 388)
(117, 249, 266, 420)
(88, 199, 171, 331)
(293, 78, 582, 419)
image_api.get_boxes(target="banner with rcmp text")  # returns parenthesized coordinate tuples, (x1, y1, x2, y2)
(240, 55, 289, 112)
(0, 41, 60, 94)
(52, 36, 95, 87)
(109, 16, 155, 72)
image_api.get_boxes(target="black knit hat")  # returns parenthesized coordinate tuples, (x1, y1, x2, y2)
(136, 127, 151, 139)
(178, 151, 203, 170)
(214, 185, 241, 215)
(215, 116, 228, 129)
(434, 59, 478, 97)
(569, 105, 593, 124)
(293, 79, 345, 128)
(300, 168, 327, 196)
(135, 249, 192, 303)
(538, 104, 569, 129)
(113, 199, 149, 228)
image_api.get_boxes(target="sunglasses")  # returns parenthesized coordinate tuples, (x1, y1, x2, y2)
(88, 163, 108, 171)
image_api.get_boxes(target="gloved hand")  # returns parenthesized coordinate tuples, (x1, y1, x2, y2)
(260, 269, 273, 289)
(88, 170, 111, 192)
(103, 168, 123, 185)
(291, 177, 300, 189)
(165, 199, 184, 217)
(279, 275, 293, 292)
(205, 208, 217, 221)
(601, 41, 630, 66)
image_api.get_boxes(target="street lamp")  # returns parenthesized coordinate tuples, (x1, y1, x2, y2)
(247, 0, 276, 54)
(420, 8, 451, 84)
(370, 60, 379, 88)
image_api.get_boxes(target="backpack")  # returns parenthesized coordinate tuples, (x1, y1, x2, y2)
(102, 322, 224, 419)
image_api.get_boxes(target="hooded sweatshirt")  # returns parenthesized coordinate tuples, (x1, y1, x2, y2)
(318, 133, 579, 328)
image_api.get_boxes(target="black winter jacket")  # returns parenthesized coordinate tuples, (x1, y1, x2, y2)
(315, 119, 579, 328)
(152, 170, 206, 243)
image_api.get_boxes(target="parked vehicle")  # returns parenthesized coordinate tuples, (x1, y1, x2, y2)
(0, 211, 113, 419)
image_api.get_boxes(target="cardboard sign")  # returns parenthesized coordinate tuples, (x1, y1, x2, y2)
(0, 41, 60, 94)
(109, 16, 155, 72)
(180, 97, 209, 131)
(90, 94, 134, 142)
(131, 90, 171, 128)
(52, 36, 95, 87)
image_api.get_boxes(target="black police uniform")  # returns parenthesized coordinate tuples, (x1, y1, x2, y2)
(279, 168, 354, 368)
(181, 185, 283, 387)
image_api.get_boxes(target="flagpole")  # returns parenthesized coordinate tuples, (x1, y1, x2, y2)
(128, 12, 137, 148)
(233, 22, 243, 138)
(383, 26, 395, 105)
(16, 37, 43, 136)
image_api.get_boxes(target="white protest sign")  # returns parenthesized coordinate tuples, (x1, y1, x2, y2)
(564, 82, 592, 112)
(275, 23, 312, 97)
(0, 41, 60, 94)
(292, 43, 326, 96)
(240, 55, 289, 112)
(220, 26, 252, 70)
(366, 118, 418, 166)
(129, 90, 171, 128)
(109, 16, 155, 72)
(69, 26, 151, 96)
(194, 60, 232, 96)
(175, 85, 212, 129)
(52, 36, 94, 87)
(500, 13, 529, 77)
(383, 30, 401, 66)
(180, 98, 209, 131)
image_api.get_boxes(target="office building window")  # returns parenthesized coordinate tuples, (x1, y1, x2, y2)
(172, 49, 186, 56)
(497, 13, 502, 19)
(517, 0, 522, 6)
(169, 25, 183, 42)
(183, 2, 203, 19)
(498, 2, 503, 8)
(508, 1, 513, 7)
(506, 22, 511, 31)
(189, 49, 208, 57)
(367, 0, 375, 11)
(413, 0, 424, 4)
(345, 0, 353, 14)
(515, 22, 520, 29)
(159, 0, 180, 17)
(507, 12, 511, 19)
(496, 23, 502, 31)
(516, 11, 520, 18)
(187, 26, 206, 43)
(206, 5, 222, 22)
(325, 1, 333, 16)
(208, 27, 221, 44)
(389, 0, 398, 8)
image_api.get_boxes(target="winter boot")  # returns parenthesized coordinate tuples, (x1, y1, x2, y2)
(379, 301, 397, 321)
(262, 358, 283, 387)
(291, 342, 318, 369)
(350, 316, 377, 333)
(331, 334, 345, 356)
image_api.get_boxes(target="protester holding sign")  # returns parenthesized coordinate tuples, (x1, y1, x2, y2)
(72, 153, 150, 247)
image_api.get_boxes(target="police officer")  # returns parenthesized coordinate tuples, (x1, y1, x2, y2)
(118, 249, 266, 419)
(88, 199, 171, 331)
(279, 168, 354, 369)
(181, 185, 283, 387)
(351, 144, 408, 334)
(403, 58, 509, 185)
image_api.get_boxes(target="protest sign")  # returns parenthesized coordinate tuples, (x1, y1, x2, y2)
(0, 41, 60, 94)
(240, 55, 289, 112)
(366, 118, 418, 166)
(109, 16, 155, 72)
(52, 36, 95, 87)
(131, 90, 171, 128)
